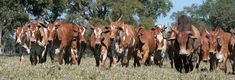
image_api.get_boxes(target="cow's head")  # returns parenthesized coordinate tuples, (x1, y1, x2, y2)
(75, 23, 87, 42)
(169, 26, 196, 55)
(28, 20, 47, 45)
(16, 27, 24, 44)
(205, 29, 219, 54)
(108, 15, 124, 40)
(48, 20, 64, 41)
(151, 25, 167, 52)
(91, 24, 109, 48)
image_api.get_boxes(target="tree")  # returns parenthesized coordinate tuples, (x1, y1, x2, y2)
(0, 0, 28, 54)
(171, 0, 235, 31)
(66, 0, 172, 28)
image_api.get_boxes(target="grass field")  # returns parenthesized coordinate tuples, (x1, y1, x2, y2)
(0, 55, 234, 80)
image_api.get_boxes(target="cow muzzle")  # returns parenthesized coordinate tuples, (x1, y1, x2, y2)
(216, 53, 224, 62)
(95, 43, 102, 49)
(179, 49, 190, 56)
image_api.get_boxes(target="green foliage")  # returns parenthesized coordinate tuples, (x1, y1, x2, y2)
(66, 0, 172, 28)
(171, 0, 235, 31)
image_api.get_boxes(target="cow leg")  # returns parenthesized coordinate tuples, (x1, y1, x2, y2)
(220, 52, 228, 73)
(77, 52, 82, 65)
(30, 54, 34, 65)
(133, 49, 141, 67)
(101, 47, 107, 69)
(196, 53, 202, 69)
(70, 48, 77, 65)
(168, 47, 174, 68)
(232, 62, 235, 74)
(122, 49, 130, 67)
(41, 46, 47, 63)
(58, 49, 64, 65)
(64, 48, 70, 64)
(94, 54, 100, 67)
(141, 45, 150, 65)
(174, 53, 182, 72)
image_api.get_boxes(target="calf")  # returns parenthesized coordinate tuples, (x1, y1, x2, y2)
(27, 20, 48, 65)
(15, 25, 30, 63)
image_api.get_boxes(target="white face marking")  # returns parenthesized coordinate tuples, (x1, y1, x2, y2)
(125, 28, 129, 36)
(94, 28, 102, 38)
(157, 33, 163, 42)
(81, 27, 86, 36)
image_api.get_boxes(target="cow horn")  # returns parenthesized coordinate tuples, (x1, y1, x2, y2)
(205, 29, 210, 35)
(117, 15, 123, 22)
(108, 15, 113, 22)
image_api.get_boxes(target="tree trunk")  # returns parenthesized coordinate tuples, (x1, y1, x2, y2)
(0, 29, 2, 54)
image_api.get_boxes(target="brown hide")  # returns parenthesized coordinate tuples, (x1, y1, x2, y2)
(52, 20, 75, 65)
(90, 24, 112, 68)
(200, 31, 210, 61)
(217, 30, 231, 71)
(136, 27, 156, 64)
(108, 16, 136, 67)
(229, 28, 235, 73)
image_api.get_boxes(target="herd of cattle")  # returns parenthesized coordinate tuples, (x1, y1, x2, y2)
(15, 15, 235, 73)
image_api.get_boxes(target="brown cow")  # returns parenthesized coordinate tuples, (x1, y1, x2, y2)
(206, 28, 232, 72)
(27, 20, 48, 65)
(150, 25, 168, 67)
(15, 24, 30, 63)
(108, 16, 137, 67)
(168, 15, 200, 73)
(74, 23, 88, 65)
(48, 20, 77, 65)
(90, 24, 113, 69)
(135, 25, 157, 66)
(196, 30, 212, 71)
(229, 28, 235, 74)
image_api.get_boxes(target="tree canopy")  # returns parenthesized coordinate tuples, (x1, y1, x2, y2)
(171, 0, 235, 31)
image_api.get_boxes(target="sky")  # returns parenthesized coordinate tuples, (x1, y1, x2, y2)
(156, 0, 204, 26)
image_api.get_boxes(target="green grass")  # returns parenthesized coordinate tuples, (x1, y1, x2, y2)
(0, 55, 234, 80)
